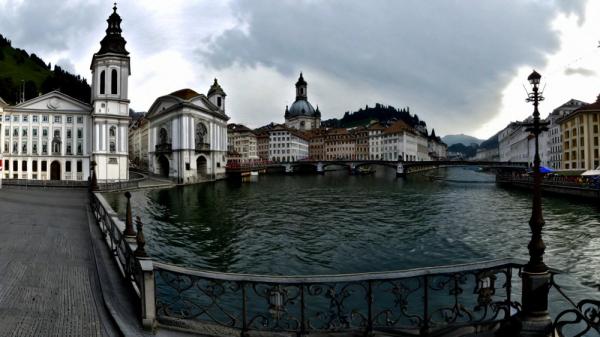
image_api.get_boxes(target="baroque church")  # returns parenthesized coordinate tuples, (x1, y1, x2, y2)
(284, 73, 321, 130)
(0, 5, 229, 184)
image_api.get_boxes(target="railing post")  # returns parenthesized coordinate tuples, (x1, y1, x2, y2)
(241, 282, 249, 337)
(299, 284, 306, 337)
(421, 275, 429, 336)
(134, 217, 156, 330)
(366, 280, 374, 336)
(123, 192, 136, 239)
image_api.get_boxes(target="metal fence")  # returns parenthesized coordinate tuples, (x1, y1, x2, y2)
(153, 259, 526, 336)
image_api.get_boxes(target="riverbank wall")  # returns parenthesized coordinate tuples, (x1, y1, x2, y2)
(496, 177, 600, 201)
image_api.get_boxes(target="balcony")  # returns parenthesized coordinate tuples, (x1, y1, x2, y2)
(195, 143, 210, 152)
(155, 143, 172, 154)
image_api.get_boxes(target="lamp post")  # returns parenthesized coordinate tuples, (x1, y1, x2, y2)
(519, 70, 551, 336)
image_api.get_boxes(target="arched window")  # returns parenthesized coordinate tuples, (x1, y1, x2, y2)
(109, 126, 116, 137)
(111, 69, 118, 94)
(217, 97, 222, 107)
(159, 128, 168, 144)
(109, 126, 117, 153)
(100, 70, 106, 95)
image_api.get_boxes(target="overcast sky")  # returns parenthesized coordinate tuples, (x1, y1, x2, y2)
(0, 0, 599, 139)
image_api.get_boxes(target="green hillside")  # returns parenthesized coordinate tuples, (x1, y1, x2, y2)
(0, 34, 90, 105)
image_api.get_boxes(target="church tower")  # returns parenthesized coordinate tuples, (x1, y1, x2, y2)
(90, 4, 131, 181)
(296, 72, 307, 100)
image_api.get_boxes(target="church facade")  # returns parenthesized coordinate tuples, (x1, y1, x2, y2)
(145, 81, 229, 184)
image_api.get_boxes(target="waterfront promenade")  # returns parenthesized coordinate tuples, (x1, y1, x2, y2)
(0, 187, 118, 336)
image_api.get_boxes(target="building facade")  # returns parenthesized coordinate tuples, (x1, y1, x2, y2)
(129, 115, 149, 169)
(268, 124, 309, 162)
(559, 94, 600, 171)
(547, 99, 586, 170)
(227, 123, 258, 159)
(285, 73, 321, 131)
(146, 83, 229, 184)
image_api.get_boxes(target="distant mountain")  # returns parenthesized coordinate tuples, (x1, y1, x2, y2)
(0, 33, 90, 104)
(321, 103, 426, 130)
(447, 143, 478, 158)
(441, 134, 483, 147)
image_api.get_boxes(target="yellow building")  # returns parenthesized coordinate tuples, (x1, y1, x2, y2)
(559, 94, 600, 171)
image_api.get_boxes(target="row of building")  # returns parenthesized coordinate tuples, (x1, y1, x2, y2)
(475, 95, 600, 172)
(225, 119, 447, 163)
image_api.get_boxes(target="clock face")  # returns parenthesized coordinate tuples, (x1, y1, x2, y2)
(47, 98, 61, 110)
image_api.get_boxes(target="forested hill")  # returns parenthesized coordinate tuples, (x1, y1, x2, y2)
(0, 34, 90, 105)
(321, 103, 427, 129)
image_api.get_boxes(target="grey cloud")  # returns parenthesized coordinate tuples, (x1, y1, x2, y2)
(201, 0, 586, 134)
(564, 67, 596, 76)
(56, 58, 75, 73)
(0, 0, 103, 55)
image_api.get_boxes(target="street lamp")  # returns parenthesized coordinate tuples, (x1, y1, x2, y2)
(519, 70, 551, 336)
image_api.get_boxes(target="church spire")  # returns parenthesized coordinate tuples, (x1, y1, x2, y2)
(295, 72, 307, 100)
(97, 3, 129, 55)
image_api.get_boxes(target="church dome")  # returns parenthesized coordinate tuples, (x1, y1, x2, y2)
(288, 99, 316, 117)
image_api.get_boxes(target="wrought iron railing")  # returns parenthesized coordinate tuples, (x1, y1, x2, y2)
(153, 259, 526, 336)
(552, 275, 600, 337)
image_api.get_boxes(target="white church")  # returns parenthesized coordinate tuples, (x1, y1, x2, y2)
(0, 5, 229, 184)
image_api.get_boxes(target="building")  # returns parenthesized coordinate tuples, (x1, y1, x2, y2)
(285, 73, 321, 131)
(559, 94, 600, 171)
(268, 124, 309, 162)
(0, 6, 129, 182)
(129, 114, 149, 169)
(227, 123, 258, 160)
(353, 127, 370, 160)
(324, 128, 356, 160)
(90, 5, 131, 182)
(378, 120, 420, 161)
(368, 123, 385, 160)
(428, 130, 448, 160)
(547, 99, 586, 170)
(146, 82, 229, 184)
(307, 128, 326, 160)
(256, 132, 269, 160)
(498, 122, 519, 162)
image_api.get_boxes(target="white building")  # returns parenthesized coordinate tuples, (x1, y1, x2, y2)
(0, 6, 131, 183)
(90, 5, 131, 182)
(146, 84, 229, 184)
(1, 91, 92, 181)
(268, 124, 309, 162)
(376, 121, 420, 161)
(285, 73, 321, 131)
(368, 123, 385, 160)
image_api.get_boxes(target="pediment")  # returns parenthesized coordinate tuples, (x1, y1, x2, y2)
(15, 90, 91, 112)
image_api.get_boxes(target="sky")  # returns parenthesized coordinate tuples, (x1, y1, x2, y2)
(0, 0, 599, 139)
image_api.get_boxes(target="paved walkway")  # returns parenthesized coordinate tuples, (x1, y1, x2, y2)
(0, 187, 117, 337)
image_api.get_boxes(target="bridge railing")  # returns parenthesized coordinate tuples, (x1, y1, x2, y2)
(153, 258, 527, 336)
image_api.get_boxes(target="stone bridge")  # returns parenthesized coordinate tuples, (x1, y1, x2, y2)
(270, 160, 529, 176)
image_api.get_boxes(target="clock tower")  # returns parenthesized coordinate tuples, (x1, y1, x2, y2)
(90, 4, 131, 181)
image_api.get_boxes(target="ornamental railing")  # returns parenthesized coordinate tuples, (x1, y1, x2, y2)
(153, 259, 527, 336)
(552, 275, 600, 337)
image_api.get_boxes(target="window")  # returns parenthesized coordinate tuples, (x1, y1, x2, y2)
(4, 115, 9, 121)
(13, 115, 19, 122)
(100, 70, 106, 94)
(54, 130, 60, 138)
(595, 137, 599, 146)
(67, 130, 72, 139)
(32, 160, 37, 171)
(109, 126, 116, 137)
(22, 160, 27, 172)
(32, 142, 37, 153)
(42, 115, 49, 123)
(23, 115, 28, 122)
(54, 116, 61, 123)
(32, 115, 38, 123)
(32, 128, 37, 137)
(67, 116, 73, 124)
(109, 141, 116, 153)
(42, 141, 47, 154)
(595, 125, 598, 133)
(77, 161, 82, 173)
(22, 128, 27, 137)
(13, 161, 17, 171)
(77, 116, 83, 124)
(4, 128, 8, 137)
(77, 142, 83, 155)
(217, 96, 222, 107)
(42, 128, 48, 137)
(111, 69, 118, 94)
(13, 128, 18, 137)
(41, 161, 47, 172)
(66, 161, 71, 172)
(66, 144, 72, 155)
(22, 142, 27, 153)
